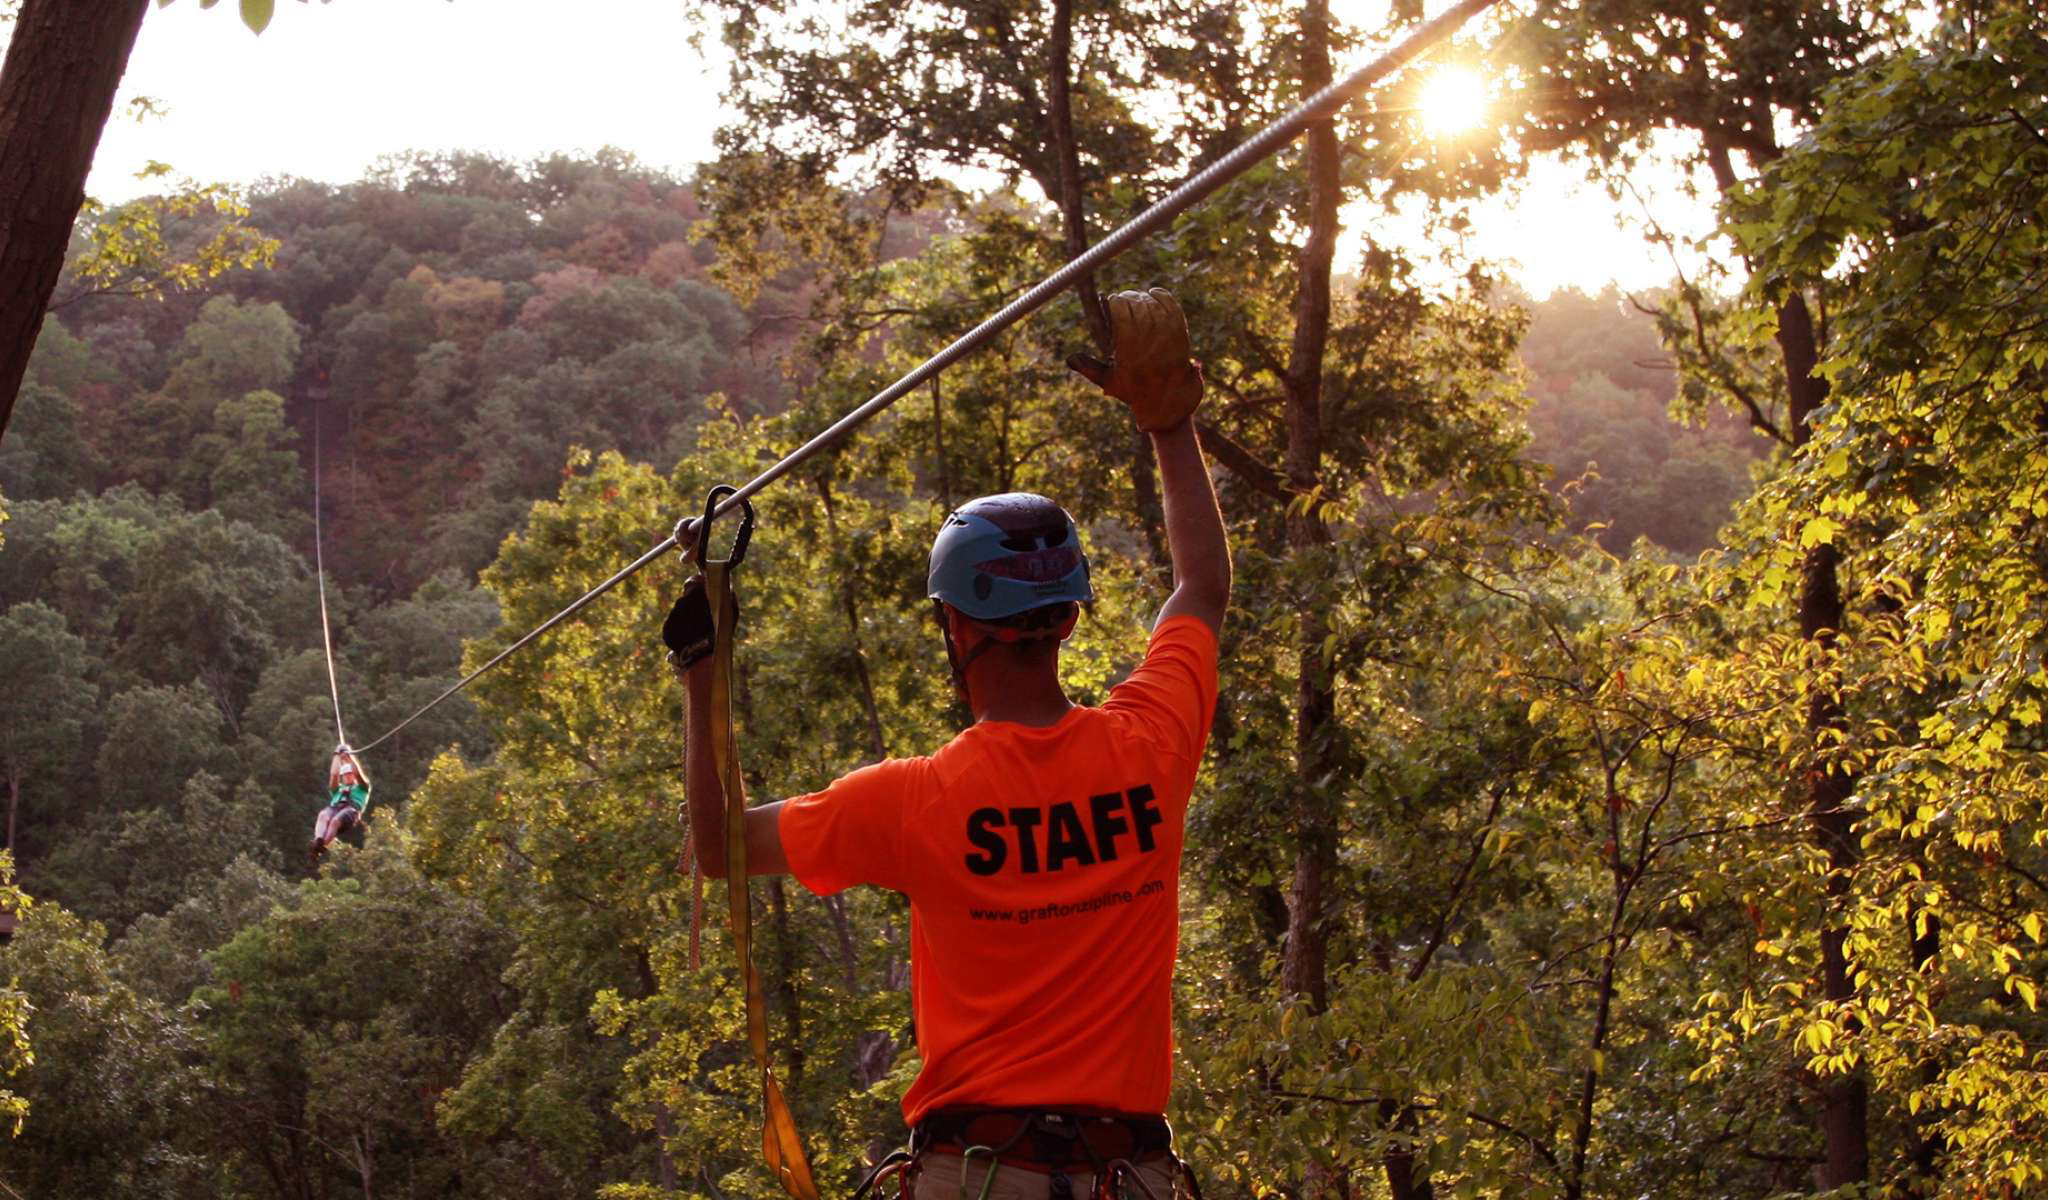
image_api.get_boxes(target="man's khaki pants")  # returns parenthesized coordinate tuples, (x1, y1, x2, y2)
(911, 1151, 1178, 1200)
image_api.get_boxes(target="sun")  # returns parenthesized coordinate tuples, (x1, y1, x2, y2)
(1418, 66, 1489, 137)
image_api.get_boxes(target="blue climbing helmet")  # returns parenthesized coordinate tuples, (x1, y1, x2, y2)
(927, 492, 1093, 623)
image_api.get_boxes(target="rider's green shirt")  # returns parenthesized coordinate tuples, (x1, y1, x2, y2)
(329, 781, 370, 811)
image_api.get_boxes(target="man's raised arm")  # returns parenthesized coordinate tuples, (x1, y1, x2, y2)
(667, 573, 789, 879)
(1148, 420, 1229, 635)
(1068, 288, 1230, 634)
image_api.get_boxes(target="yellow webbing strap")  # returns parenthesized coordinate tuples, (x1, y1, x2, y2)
(704, 558, 819, 1200)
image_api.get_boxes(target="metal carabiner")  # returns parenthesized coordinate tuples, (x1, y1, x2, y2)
(677, 484, 755, 569)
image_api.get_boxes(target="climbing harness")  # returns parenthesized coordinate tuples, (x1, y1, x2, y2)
(687, 488, 819, 1200)
(331, 0, 1503, 758)
(843, 1111, 1201, 1200)
(849, 1148, 918, 1200)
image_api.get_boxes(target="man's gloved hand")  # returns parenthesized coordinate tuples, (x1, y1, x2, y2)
(1066, 287, 1204, 432)
(662, 574, 739, 673)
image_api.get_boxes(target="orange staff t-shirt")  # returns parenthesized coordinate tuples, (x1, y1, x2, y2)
(777, 615, 1219, 1126)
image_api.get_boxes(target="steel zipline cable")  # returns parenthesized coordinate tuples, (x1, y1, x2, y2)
(348, 0, 1503, 756)
(311, 412, 349, 750)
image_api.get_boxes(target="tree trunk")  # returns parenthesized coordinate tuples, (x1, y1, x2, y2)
(654, 1106, 680, 1193)
(824, 894, 860, 990)
(1279, 0, 1340, 1021)
(0, 0, 151, 440)
(1780, 288, 1869, 1189)
(634, 949, 683, 1187)
(285, 1092, 314, 1200)
(1379, 1099, 1434, 1200)
(1280, 9, 1349, 1199)
(1044, 0, 1108, 357)
(1563, 944, 1620, 1200)
(769, 877, 804, 1086)
(931, 376, 952, 512)
(1565, 859, 1632, 1200)
(1705, 127, 1870, 1190)
(816, 477, 888, 758)
(353, 1128, 374, 1200)
(1905, 890, 1941, 1191)
(1130, 428, 1169, 571)
(1040, 0, 1170, 572)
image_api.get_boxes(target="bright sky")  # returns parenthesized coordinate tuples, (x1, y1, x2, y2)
(90, 1, 723, 199)
(74, 0, 1715, 301)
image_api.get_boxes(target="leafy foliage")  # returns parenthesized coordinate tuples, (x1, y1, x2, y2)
(62, 175, 279, 311)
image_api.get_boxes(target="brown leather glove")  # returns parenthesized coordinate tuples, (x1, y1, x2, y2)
(1066, 288, 1204, 432)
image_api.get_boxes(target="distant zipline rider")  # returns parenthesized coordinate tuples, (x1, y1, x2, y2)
(666, 289, 1230, 1200)
(310, 745, 371, 862)
(307, 416, 374, 868)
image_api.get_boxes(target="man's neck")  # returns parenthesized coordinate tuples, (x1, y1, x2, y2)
(964, 659, 1074, 727)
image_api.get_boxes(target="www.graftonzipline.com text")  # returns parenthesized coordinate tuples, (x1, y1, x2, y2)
(969, 879, 1167, 925)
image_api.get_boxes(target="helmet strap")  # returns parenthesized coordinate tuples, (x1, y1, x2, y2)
(936, 602, 1072, 708)
(935, 600, 977, 706)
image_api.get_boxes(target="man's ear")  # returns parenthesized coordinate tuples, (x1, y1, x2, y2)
(943, 604, 978, 647)
(1057, 607, 1080, 642)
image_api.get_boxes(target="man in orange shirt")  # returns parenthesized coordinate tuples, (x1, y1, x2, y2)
(673, 289, 1228, 1200)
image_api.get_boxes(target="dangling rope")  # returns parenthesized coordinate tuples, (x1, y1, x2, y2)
(345, 0, 1504, 756)
(691, 488, 818, 1200)
(311, 410, 348, 749)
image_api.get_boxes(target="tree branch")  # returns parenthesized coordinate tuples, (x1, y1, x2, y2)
(2007, 108, 2048, 152)
(1409, 784, 1508, 982)
(1196, 420, 1289, 503)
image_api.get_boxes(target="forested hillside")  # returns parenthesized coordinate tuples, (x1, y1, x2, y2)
(2, 2, 2045, 1199)
(1517, 286, 1759, 554)
(0, 152, 817, 1193)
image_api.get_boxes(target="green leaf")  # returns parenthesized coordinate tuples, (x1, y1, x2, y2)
(240, 0, 273, 33)
(1800, 516, 1841, 547)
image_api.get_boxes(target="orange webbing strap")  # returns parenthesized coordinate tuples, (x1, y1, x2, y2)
(704, 557, 819, 1200)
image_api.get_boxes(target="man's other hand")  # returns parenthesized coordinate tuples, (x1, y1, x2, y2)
(663, 574, 738, 673)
